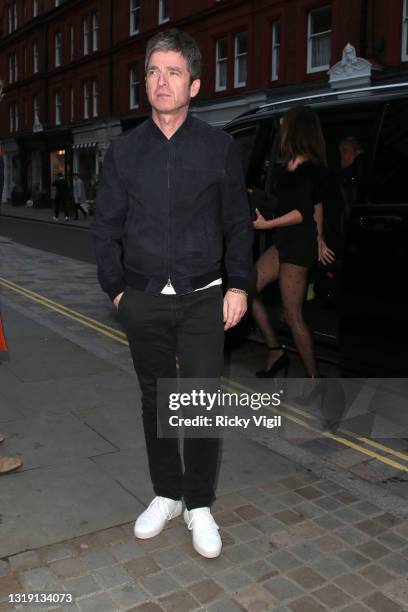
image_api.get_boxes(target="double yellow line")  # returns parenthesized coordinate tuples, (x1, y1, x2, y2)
(2, 276, 408, 473)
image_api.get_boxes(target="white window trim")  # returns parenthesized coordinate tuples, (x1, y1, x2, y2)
(271, 20, 280, 81)
(307, 7, 331, 74)
(158, 0, 169, 24)
(55, 92, 62, 125)
(33, 0, 39, 17)
(402, 0, 408, 61)
(83, 16, 89, 56)
(55, 32, 62, 67)
(92, 13, 99, 51)
(33, 42, 39, 73)
(92, 80, 99, 117)
(234, 32, 248, 88)
(215, 37, 228, 92)
(130, 0, 140, 35)
(130, 66, 139, 109)
(83, 82, 89, 119)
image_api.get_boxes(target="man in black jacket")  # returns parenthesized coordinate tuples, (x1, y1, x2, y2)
(93, 29, 252, 558)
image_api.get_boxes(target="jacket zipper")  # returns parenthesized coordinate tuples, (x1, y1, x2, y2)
(167, 144, 171, 287)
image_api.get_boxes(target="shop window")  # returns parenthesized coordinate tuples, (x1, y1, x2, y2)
(130, 66, 139, 109)
(271, 21, 280, 81)
(215, 37, 227, 92)
(307, 5, 331, 73)
(234, 31, 248, 88)
(130, 0, 140, 35)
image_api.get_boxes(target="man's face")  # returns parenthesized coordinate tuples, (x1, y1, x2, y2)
(339, 141, 359, 169)
(145, 50, 200, 116)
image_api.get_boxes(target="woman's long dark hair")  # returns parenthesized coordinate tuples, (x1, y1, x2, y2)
(280, 105, 327, 166)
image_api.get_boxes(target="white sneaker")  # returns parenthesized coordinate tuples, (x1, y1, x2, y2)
(134, 496, 182, 539)
(184, 507, 222, 558)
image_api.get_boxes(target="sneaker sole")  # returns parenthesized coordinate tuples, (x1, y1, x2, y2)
(134, 506, 182, 539)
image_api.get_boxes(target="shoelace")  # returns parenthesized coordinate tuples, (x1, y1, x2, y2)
(187, 509, 219, 534)
(146, 497, 175, 521)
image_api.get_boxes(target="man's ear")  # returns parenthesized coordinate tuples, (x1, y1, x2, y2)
(190, 78, 201, 99)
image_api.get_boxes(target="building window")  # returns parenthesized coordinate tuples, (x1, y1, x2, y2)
(9, 105, 14, 132)
(215, 37, 228, 92)
(55, 0, 62, 6)
(23, 47, 27, 74)
(83, 81, 89, 119)
(92, 13, 99, 51)
(55, 92, 62, 125)
(234, 31, 248, 88)
(55, 32, 62, 67)
(130, 65, 139, 109)
(33, 41, 39, 73)
(83, 16, 89, 55)
(15, 104, 19, 131)
(70, 25, 74, 59)
(70, 86, 74, 121)
(33, 95, 39, 122)
(13, 53, 18, 82)
(8, 5, 12, 33)
(92, 80, 99, 117)
(33, 0, 39, 17)
(307, 5, 332, 73)
(13, 2, 18, 30)
(130, 0, 140, 35)
(9, 55, 13, 84)
(402, 0, 408, 61)
(271, 20, 280, 81)
(159, 0, 169, 24)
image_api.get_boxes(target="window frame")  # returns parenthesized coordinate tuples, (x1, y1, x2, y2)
(92, 79, 99, 117)
(14, 103, 19, 131)
(307, 5, 332, 74)
(33, 0, 39, 17)
(130, 0, 140, 35)
(92, 12, 99, 52)
(215, 36, 228, 92)
(55, 91, 62, 125)
(83, 16, 89, 56)
(234, 31, 248, 88)
(158, 0, 169, 24)
(271, 20, 280, 82)
(83, 81, 89, 119)
(55, 31, 62, 67)
(33, 41, 39, 73)
(33, 94, 40, 123)
(129, 65, 139, 109)
(70, 24, 75, 59)
(9, 55, 13, 84)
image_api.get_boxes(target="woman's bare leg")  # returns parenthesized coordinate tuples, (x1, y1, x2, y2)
(279, 263, 317, 377)
(252, 246, 283, 369)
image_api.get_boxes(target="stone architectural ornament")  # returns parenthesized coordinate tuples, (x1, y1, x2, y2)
(328, 43, 382, 89)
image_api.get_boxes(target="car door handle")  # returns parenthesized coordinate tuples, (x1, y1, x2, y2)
(359, 216, 403, 231)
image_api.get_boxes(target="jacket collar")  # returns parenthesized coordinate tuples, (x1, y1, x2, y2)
(147, 112, 193, 142)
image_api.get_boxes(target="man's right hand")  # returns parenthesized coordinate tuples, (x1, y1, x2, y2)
(113, 292, 124, 309)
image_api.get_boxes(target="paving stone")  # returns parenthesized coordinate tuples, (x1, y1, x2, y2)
(359, 563, 396, 587)
(333, 573, 373, 597)
(312, 583, 352, 608)
(0, 576, 22, 605)
(194, 552, 236, 575)
(93, 564, 132, 589)
(352, 501, 382, 517)
(273, 510, 305, 526)
(377, 531, 407, 550)
(168, 560, 204, 586)
(140, 571, 179, 597)
(128, 603, 163, 612)
(354, 520, 385, 537)
(337, 549, 371, 570)
(41, 545, 77, 564)
(188, 578, 224, 604)
(234, 583, 277, 611)
(362, 591, 402, 612)
(95, 526, 127, 547)
(263, 576, 303, 602)
(394, 519, 408, 538)
(314, 534, 346, 554)
(292, 501, 323, 520)
(227, 523, 262, 542)
(382, 577, 408, 607)
(8, 551, 41, 571)
(151, 546, 189, 569)
(311, 556, 348, 579)
(332, 491, 358, 505)
(313, 496, 344, 512)
(110, 540, 145, 563)
(215, 568, 253, 593)
(64, 574, 102, 599)
(207, 598, 245, 612)
(241, 559, 278, 582)
(124, 556, 161, 579)
(110, 583, 149, 609)
(158, 589, 199, 612)
(277, 492, 306, 507)
(82, 549, 117, 571)
(356, 540, 390, 560)
(216, 492, 248, 509)
(268, 551, 302, 572)
(223, 543, 257, 564)
(20, 567, 62, 592)
(249, 515, 283, 534)
(287, 566, 326, 589)
(77, 592, 120, 612)
(234, 504, 265, 521)
(140, 533, 172, 552)
(316, 480, 343, 494)
(339, 604, 371, 612)
(375, 513, 401, 529)
(287, 595, 328, 612)
(278, 476, 306, 490)
(0, 562, 9, 578)
(289, 543, 321, 562)
(213, 510, 242, 528)
(164, 525, 191, 545)
(313, 514, 344, 530)
(380, 552, 408, 576)
(294, 486, 324, 500)
(335, 526, 369, 546)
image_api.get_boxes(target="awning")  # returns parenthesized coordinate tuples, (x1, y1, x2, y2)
(72, 142, 97, 149)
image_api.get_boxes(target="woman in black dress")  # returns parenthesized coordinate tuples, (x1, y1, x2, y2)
(252, 106, 334, 377)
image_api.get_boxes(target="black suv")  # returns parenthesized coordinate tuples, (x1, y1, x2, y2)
(224, 84, 408, 377)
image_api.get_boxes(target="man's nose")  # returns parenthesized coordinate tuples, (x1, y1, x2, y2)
(158, 71, 169, 86)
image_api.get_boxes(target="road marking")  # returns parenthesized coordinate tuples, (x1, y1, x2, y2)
(2, 276, 407, 472)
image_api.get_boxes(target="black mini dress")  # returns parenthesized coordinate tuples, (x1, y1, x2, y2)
(273, 161, 324, 268)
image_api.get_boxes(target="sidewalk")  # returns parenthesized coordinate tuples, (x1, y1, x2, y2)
(1, 238, 408, 611)
(0, 202, 92, 229)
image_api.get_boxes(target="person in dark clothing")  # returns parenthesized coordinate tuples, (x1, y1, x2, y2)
(52, 172, 69, 221)
(252, 106, 334, 378)
(338, 136, 367, 206)
(92, 29, 252, 559)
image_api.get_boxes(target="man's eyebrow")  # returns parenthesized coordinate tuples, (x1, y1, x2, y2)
(166, 66, 183, 72)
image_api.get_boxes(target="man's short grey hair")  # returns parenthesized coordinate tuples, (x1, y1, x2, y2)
(145, 29, 202, 80)
(340, 136, 363, 152)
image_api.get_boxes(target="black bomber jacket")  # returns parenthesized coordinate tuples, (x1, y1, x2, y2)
(92, 114, 253, 300)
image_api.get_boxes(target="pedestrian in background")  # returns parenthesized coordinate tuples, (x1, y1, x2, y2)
(93, 29, 252, 559)
(52, 171, 69, 221)
(73, 173, 88, 220)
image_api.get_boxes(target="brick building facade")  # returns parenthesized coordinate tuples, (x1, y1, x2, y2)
(0, 0, 407, 206)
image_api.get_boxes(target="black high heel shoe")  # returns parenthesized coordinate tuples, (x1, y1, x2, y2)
(256, 346, 290, 378)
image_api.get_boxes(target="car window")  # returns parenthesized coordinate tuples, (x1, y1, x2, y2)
(226, 123, 259, 176)
(371, 100, 408, 204)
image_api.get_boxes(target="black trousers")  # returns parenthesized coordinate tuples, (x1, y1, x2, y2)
(118, 285, 224, 509)
(54, 198, 69, 219)
(74, 202, 88, 220)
